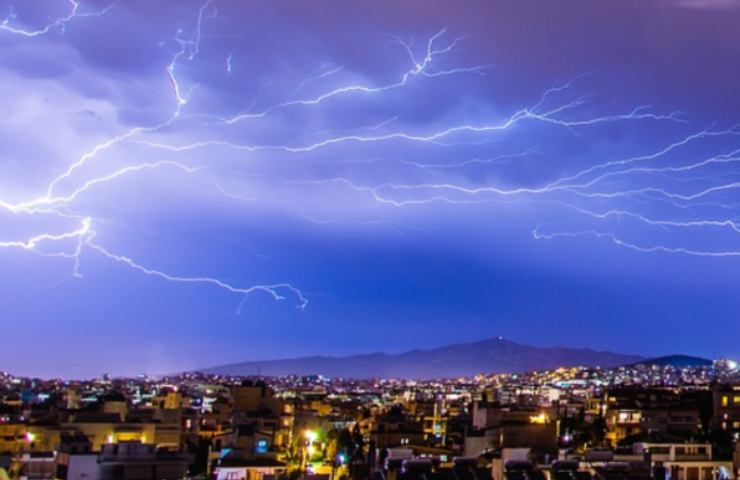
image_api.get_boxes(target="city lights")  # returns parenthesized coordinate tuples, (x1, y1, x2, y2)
(0, 3, 737, 480)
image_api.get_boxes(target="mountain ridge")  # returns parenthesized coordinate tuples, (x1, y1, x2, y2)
(196, 337, 645, 379)
(630, 354, 712, 368)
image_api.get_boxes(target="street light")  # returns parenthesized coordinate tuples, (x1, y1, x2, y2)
(302, 430, 318, 476)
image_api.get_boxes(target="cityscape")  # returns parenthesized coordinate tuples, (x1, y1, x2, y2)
(2, 0, 740, 480)
(0, 354, 739, 480)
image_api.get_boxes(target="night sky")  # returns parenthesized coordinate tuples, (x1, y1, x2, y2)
(2, 0, 740, 378)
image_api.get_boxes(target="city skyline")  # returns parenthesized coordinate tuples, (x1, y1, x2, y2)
(2, 0, 740, 378)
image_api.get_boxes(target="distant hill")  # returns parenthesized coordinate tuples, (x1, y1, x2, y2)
(631, 354, 712, 368)
(196, 337, 645, 379)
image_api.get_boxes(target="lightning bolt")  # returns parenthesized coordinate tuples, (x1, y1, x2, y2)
(0, 1, 308, 312)
(218, 27, 491, 123)
(3, 0, 740, 321)
(0, 0, 116, 37)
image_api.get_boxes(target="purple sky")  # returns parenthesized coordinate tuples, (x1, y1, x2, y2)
(2, 0, 740, 378)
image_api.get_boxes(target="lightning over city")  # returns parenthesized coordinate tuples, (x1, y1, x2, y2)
(1, 0, 740, 379)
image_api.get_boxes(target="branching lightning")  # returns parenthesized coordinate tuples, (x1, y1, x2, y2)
(0, 0, 116, 37)
(218, 27, 490, 123)
(3, 0, 740, 319)
(0, 1, 309, 311)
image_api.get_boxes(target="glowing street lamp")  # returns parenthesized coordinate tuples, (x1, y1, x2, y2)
(302, 429, 319, 473)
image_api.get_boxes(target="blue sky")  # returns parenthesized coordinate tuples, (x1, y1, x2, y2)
(1, 0, 740, 377)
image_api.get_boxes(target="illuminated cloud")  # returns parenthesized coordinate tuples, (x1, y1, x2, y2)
(0, 0, 739, 377)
